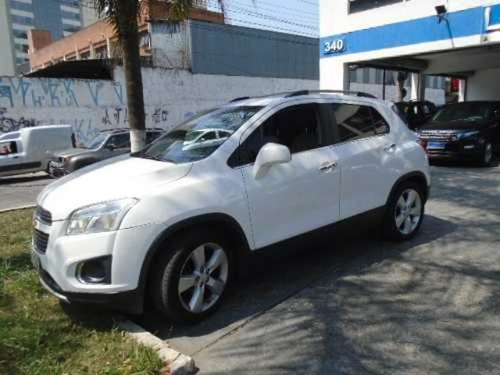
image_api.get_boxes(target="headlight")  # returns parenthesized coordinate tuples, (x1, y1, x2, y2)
(66, 198, 138, 236)
(457, 130, 479, 140)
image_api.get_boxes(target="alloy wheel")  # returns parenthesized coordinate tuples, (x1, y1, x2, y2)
(178, 243, 229, 314)
(484, 143, 493, 165)
(394, 188, 422, 235)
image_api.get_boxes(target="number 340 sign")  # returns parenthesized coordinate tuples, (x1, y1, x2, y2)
(323, 39, 346, 55)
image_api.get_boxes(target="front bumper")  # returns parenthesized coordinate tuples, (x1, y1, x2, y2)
(419, 138, 484, 161)
(34, 259, 143, 314)
(48, 160, 67, 178)
(31, 216, 163, 315)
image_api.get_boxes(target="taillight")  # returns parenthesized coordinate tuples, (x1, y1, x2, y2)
(418, 139, 427, 150)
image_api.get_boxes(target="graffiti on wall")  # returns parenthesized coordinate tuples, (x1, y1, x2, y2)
(0, 77, 125, 109)
(0, 75, 176, 144)
(0, 107, 39, 133)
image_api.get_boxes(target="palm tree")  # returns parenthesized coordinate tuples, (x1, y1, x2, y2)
(93, 0, 224, 152)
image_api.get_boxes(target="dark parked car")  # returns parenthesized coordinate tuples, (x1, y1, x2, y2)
(48, 128, 164, 177)
(417, 101, 500, 166)
(396, 101, 437, 130)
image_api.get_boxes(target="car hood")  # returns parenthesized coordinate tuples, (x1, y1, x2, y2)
(419, 120, 488, 131)
(52, 148, 95, 159)
(38, 155, 192, 220)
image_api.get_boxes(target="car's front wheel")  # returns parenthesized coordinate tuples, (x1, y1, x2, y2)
(480, 141, 493, 167)
(149, 228, 234, 323)
(383, 182, 425, 241)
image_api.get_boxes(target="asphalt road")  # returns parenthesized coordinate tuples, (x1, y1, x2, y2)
(136, 163, 500, 375)
(0, 172, 52, 211)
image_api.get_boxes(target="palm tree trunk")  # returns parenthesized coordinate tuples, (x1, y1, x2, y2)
(116, 1, 146, 152)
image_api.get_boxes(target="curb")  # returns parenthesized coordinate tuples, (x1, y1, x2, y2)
(117, 318, 196, 375)
(0, 204, 36, 214)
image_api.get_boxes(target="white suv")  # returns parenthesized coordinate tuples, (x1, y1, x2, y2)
(32, 91, 430, 322)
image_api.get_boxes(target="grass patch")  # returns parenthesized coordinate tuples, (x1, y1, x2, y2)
(0, 209, 165, 374)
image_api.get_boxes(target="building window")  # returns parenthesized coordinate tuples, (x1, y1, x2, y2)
(61, 10, 81, 21)
(349, 68, 358, 84)
(15, 44, 29, 53)
(63, 25, 81, 33)
(9, 0, 33, 12)
(10, 15, 34, 26)
(12, 30, 27, 39)
(60, 0, 80, 5)
(349, 0, 404, 14)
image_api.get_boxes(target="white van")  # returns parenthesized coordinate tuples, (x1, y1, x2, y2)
(0, 125, 75, 177)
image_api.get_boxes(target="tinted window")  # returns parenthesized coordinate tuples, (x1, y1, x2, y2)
(333, 104, 389, 143)
(86, 133, 108, 149)
(235, 104, 322, 166)
(200, 131, 217, 141)
(146, 131, 162, 144)
(108, 133, 130, 148)
(432, 103, 493, 123)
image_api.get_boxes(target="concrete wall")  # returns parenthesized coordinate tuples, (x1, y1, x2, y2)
(0, 67, 317, 144)
(467, 68, 500, 100)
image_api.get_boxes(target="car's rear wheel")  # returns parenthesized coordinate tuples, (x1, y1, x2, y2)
(149, 228, 234, 323)
(383, 182, 424, 241)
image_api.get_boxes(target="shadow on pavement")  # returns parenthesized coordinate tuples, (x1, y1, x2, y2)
(136, 214, 458, 358)
(0, 173, 51, 185)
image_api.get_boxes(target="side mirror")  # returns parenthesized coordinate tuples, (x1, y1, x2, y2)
(253, 143, 291, 179)
(106, 143, 117, 151)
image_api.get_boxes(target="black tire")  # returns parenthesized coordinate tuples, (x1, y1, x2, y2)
(383, 181, 425, 242)
(479, 142, 493, 167)
(149, 228, 235, 323)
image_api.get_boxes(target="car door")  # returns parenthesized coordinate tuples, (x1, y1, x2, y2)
(330, 102, 400, 220)
(234, 103, 341, 249)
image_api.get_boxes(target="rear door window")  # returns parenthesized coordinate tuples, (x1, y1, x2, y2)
(332, 104, 388, 143)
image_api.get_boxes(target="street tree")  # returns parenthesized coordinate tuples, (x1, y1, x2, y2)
(92, 0, 224, 152)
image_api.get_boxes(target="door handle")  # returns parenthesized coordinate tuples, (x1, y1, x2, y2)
(319, 161, 337, 172)
(383, 143, 396, 152)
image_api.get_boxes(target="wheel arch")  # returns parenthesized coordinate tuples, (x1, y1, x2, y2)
(134, 213, 251, 312)
(386, 171, 430, 205)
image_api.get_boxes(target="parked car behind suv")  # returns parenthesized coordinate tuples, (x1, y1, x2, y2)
(395, 100, 437, 130)
(32, 91, 430, 322)
(417, 101, 500, 166)
(48, 128, 164, 177)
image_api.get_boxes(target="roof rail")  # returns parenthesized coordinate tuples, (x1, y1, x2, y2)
(285, 90, 377, 99)
(230, 96, 250, 102)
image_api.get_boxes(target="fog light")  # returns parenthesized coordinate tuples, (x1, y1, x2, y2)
(76, 256, 111, 284)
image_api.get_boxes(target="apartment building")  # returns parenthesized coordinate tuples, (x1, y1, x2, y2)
(0, 0, 86, 75)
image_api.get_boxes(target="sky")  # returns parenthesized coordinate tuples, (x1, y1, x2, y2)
(208, 0, 319, 38)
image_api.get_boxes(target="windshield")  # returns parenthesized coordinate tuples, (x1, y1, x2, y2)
(86, 133, 108, 149)
(432, 103, 492, 123)
(135, 106, 263, 164)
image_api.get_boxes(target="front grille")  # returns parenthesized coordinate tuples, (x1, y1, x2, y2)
(33, 229, 49, 254)
(419, 130, 457, 141)
(35, 206, 52, 226)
